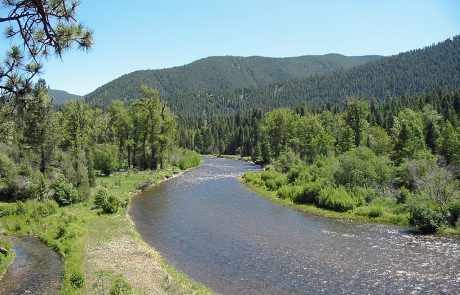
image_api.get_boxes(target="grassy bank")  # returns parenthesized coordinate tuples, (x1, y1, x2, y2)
(0, 160, 213, 294)
(242, 172, 460, 235)
(0, 239, 14, 279)
(216, 154, 253, 163)
(241, 177, 411, 226)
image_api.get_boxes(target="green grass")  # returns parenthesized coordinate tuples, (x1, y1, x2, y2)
(0, 238, 15, 279)
(0, 160, 213, 294)
(241, 177, 411, 227)
(217, 154, 253, 163)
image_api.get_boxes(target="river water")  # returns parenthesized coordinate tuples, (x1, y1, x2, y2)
(0, 236, 63, 295)
(130, 157, 460, 294)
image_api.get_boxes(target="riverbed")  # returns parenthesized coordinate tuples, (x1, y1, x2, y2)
(0, 236, 63, 295)
(130, 157, 460, 294)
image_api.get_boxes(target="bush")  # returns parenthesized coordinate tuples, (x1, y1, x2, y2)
(293, 179, 329, 204)
(408, 198, 447, 233)
(94, 186, 110, 207)
(50, 176, 81, 206)
(448, 199, 460, 227)
(69, 270, 85, 289)
(176, 149, 201, 170)
(0, 153, 16, 200)
(93, 144, 120, 175)
(277, 185, 303, 200)
(334, 147, 392, 189)
(110, 274, 134, 295)
(318, 186, 354, 212)
(101, 195, 120, 214)
(260, 171, 287, 191)
(242, 172, 265, 187)
(397, 187, 411, 204)
(94, 187, 120, 214)
(32, 199, 59, 218)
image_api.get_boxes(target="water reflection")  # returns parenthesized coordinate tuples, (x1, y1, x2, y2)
(130, 157, 460, 294)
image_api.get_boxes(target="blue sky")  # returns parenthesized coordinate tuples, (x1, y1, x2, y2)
(36, 0, 460, 95)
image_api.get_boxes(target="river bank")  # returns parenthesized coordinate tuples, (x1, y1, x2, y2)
(129, 156, 460, 294)
(241, 175, 460, 235)
(0, 163, 212, 294)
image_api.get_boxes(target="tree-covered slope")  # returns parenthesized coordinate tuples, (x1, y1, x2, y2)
(165, 36, 460, 115)
(84, 54, 381, 106)
(49, 89, 81, 105)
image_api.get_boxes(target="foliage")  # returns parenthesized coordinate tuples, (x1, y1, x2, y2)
(93, 144, 120, 175)
(317, 186, 355, 212)
(334, 147, 392, 189)
(170, 149, 201, 170)
(84, 54, 380, 109)
(50, 176, 81, 206)
(408, 197, 448, 233)
(94, 186, 120, 214)
(0, 0, 92, 100)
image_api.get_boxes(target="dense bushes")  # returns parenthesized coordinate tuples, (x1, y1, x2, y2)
(50, 176, 81, 206)
(317, 186, 355, 212)
(94, 186, 120, 214)
(408, 198, 447, 233)
(93, 144, 120, 175)
(169, 148, 201, 170)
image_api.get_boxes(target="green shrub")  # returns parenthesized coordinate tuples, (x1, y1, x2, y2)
(110, 274, 134, 295)
(277, 185, 303, 200)
(334, 147, 392, 189)
(50, 177, 81, 206)
(69, 270, 85, 289)
(101, 195, 120, 214)
(318, 186, 354, 212)
(32, 199, 59, 218)
(176, 149, 201, 170)
(94, 186, 110, 207)
(93, 144, 120, 175)
(0, 153, 16, 200)
(397, 187, 411, 204)
(349, 187, 370, 206)
(93, 186, 120, 214)
(293, 180, 328, 204)
(261, 171, 287, 191)
(408, 198, 447, 233)
(448, 199, 460, 227)
(242, 172, 265, 187)
(368, 204, 384, 218)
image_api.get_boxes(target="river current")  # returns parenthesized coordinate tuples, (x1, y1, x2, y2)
(130, 157, 460, 294)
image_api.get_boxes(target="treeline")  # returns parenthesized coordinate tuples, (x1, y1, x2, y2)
(182, 89, 460, 232)
(180, 89, 460, 158)
(0, 80, 193, 204)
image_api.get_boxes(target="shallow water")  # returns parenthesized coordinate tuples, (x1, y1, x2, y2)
(130, 157, 460, 294)
(0, 236, 63, 295)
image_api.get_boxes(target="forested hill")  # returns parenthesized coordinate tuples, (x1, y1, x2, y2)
(84, 54, 381, 106)
(166, 36, 460, 115)
(49, 89, 81, 104)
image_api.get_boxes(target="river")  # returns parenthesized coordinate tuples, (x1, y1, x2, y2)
(130, 157, 460, 294)
(0, 236, 63, 295)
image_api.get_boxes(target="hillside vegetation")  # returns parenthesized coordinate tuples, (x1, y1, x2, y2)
(85, 37, 460, 116)
(84, 54, 381, 107)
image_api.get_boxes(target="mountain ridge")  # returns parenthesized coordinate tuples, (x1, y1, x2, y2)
(84, 53, 382, 106)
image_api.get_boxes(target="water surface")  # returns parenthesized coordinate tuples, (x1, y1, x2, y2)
(0, 236, 63, 295)
(130, 157, 460, 294)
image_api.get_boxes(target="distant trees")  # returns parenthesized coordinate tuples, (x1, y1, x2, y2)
(198, 91, 460, 233)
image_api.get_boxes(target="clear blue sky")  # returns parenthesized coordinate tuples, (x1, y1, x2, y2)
(38, 0, 460, 95)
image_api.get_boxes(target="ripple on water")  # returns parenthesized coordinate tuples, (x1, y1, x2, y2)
(130, 157, 460, 295)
